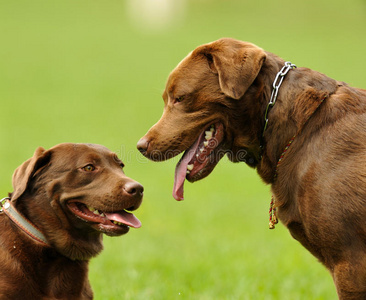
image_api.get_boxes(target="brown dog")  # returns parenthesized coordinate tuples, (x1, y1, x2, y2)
(0, 143, 143, 300)
(137, 38, 366, 299)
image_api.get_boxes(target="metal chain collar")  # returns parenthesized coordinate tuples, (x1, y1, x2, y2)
(262, 61, 297, 136)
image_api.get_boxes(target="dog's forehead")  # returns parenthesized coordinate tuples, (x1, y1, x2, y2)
(166, 51, 206, 97)
(175, 50, 193, 70)
(49, 143, 122, 165)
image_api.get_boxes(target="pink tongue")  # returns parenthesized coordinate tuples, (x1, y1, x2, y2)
(173, 131, 204, 201)
(104, 211, 141, 228)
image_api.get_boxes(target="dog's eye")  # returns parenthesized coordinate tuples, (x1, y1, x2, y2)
(175, 96, 185, 103)
(81, 164, 96, 172)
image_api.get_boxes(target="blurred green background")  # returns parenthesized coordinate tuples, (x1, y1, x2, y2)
(1, 0, 365, 299)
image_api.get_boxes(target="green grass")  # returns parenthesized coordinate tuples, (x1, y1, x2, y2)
(1, 0, 365, 298)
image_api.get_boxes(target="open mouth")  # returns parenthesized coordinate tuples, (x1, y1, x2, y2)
(173, 122, 225, 201)
(67, 201, 141, 235)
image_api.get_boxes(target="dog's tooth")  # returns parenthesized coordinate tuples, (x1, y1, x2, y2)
(187, 164, 194, 171)
(87, 206, 94, 212)
(203, 141, 208, 147)
(205, 131, 212, 140)
(186, 170, 190, 174)
(100, 213, 105, 217)
(210, 125, 215, 132)
(200, 147, 204, 153)
(93, 210, 100, 215)
(113, 221, 118, 225)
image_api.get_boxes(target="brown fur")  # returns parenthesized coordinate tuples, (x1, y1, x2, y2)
(0, 143, 143, 299)
(137, 38, 366, 299)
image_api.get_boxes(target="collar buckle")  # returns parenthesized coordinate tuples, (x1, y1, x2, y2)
(0, 197, 10, 212)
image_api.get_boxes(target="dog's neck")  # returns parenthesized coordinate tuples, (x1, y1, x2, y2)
(0, 214, 92, 298)
(260, 61, 297, 149)
(1, 197, 49, 246)
(232, 54, 286, 168)
(0, 197, 93, 298)
(254, 54, 338, 183)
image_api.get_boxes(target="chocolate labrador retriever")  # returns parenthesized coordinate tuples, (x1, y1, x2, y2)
(137, 38, 366, 299)
(0, 143, 143, 300)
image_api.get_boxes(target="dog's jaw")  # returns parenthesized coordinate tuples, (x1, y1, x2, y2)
(66, 201, 141, 236)
(173, 122, 226, 200)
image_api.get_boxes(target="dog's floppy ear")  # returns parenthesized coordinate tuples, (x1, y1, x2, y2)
(11, 147, 51, 202)
(202, 39, 267, 99)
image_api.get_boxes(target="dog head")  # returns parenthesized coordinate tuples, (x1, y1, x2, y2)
(10, 143, 143, 260)
(137, 38, 267, 200)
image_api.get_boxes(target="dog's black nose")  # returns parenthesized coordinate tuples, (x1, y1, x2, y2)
(123, 181, 144, 197)
(137, 137, 149, 155)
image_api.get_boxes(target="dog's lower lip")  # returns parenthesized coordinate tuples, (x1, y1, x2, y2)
(66, 202, 141, 231)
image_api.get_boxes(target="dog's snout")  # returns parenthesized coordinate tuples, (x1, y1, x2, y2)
(123, 181, 144, 197)
(137, 137, 149, 155)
